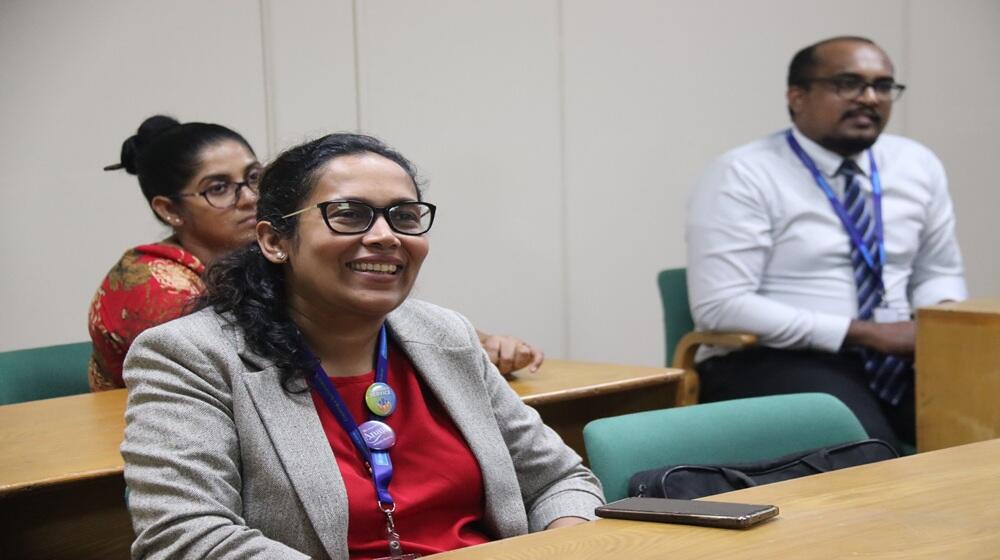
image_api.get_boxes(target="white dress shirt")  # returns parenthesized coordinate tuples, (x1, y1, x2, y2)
(686, 127, 967, 361)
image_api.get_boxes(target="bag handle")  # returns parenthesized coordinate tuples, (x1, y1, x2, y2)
(658, 465, 757, 497)
(799, 448, 836, 473)
(718, 466, 756, 489)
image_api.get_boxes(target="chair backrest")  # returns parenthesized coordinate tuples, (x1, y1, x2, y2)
(583, 393, 869, 501)
(657, 268, 694, 366)
(0, 341, 92, 405)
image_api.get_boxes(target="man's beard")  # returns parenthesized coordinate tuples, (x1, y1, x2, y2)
(818, 134, 879, 156)
(818, 108, 884, 155)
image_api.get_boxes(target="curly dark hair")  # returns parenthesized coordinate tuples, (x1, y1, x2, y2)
(197, 133, 422, 390)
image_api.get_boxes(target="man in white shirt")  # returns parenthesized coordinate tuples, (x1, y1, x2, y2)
(686, 36, 966, 452)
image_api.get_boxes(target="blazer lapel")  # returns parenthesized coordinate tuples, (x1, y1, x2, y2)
(387, 314, 528, 537)
(240, 364, 350, 558)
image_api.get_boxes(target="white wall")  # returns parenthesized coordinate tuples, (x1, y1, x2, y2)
(2, 0, 998, 368)
(561, 0, 907, 364)
(906, 0, 1000, 300)
(354, 0, 568, 356)
(260, 0, 358, 151)
(0, 0, 268, 350)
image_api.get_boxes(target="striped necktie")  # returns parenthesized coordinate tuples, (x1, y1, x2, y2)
(838, 159, 911, 406)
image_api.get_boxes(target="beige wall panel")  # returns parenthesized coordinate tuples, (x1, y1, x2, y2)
(0, 0, 267, 350)
(355, 1, 567, 355)
(261, 0, 358, 153)
(3, 0, 994, 370)
(907, 0, 1000, 299)
(562, 0, 905, 365)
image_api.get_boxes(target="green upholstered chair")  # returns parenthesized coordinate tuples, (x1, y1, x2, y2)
(0, 341, 92, 405)
(584, 393, 869, 501)
(657, 268, 757, 405)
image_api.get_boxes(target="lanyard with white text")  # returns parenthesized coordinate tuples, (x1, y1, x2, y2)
(785, 130, 886, 297)
(310, 324, 393, 505)
(310, 324, 414, 558)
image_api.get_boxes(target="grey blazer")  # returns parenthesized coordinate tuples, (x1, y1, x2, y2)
(121, 299, 604, 559)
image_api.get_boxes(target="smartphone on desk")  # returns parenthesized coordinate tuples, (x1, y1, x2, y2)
(595, 497, 778, 529)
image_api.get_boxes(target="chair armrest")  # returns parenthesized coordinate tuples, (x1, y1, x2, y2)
(671, 331, 758, 406)
(672, 332, 758, 369)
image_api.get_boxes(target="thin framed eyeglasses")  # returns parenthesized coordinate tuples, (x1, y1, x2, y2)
(281, 200, 436, 235)
(174, 168, 262, 209)
(806, 74, 906, 101)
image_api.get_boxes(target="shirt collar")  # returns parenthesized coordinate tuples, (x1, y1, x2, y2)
(790, 125, 872, 179)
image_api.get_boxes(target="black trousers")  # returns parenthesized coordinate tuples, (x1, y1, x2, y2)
(698, 347, 914, 455)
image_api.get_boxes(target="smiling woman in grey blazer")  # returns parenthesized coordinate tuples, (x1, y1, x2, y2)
(121, 133, 604, 560)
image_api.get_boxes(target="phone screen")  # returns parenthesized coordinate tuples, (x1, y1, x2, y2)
(595, 497, 779, 529)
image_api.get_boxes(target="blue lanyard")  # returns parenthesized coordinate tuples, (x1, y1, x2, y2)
(310, 324, 394, 507)
(785, 130, 886, 296)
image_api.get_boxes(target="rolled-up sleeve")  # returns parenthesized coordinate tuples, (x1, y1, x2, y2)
(908, 153, 967, 307)
(687, 156, 852, 353)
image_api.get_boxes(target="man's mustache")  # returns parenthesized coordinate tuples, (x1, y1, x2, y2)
(841, 108, 881, 123)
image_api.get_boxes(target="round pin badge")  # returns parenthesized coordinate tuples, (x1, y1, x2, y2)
(365, 382, 397, 417)
(358, 420, 396, 450)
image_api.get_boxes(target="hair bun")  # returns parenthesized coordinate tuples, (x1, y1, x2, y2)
(110, 115, 181, 174)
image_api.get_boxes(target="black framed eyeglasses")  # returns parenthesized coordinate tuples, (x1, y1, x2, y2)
(805, 74, 906, 101)
(174, 168, 262, 209)
(281, 200, 436, 235)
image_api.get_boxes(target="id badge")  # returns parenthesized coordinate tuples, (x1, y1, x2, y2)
(873, 305, 908, 323)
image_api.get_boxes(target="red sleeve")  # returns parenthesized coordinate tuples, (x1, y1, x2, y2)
(88, 244, 204, 390)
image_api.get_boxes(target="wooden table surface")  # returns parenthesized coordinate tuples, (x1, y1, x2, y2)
(0, 360, 681, 494)
(508, 359, 682, 406)
(429, 438, 1000, 559)
(920, 298, 1000, 314)
(0, 388, 126, 494)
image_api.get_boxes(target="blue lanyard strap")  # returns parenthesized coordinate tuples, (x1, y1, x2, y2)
(310, 324, 394, 506)
(785, 130, 886, 293)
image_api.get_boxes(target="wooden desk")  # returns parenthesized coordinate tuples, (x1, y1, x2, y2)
(430, 438, 1000, 559)
(0, 389, 132, 559)
(917, 298, 1000, 452)
(0, 361, 681, 560)
(508, 359, 683, 461)
(1, 389, 126, 493)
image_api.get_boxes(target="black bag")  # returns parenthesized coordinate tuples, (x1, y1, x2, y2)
(628, 438, 898, 500)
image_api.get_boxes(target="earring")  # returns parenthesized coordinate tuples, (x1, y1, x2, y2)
(275, 251, 287, 262)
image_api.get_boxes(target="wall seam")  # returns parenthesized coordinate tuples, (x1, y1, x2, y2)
(556, 0, 571, 358)
(258, 0, 276, 155)
(351, 0, 363, 131)
(900, 0, 911, 137)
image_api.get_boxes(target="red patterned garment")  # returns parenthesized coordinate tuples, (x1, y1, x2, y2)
(88, 240, 205, 391)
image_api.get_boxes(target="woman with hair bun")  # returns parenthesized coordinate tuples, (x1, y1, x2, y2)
(121, 133, 602, 559)
(89, 116, 544, 392)
(88, 115, 261, 390)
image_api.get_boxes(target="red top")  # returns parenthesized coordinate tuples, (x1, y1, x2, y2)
(310, 343, 490, 559)
(88, 241, 205, 390)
